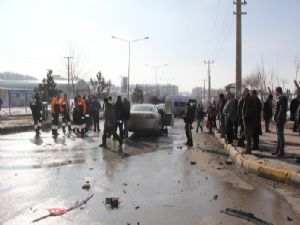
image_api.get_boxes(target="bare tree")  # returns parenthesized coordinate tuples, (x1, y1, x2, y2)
(243, 61, 268, 101)
(64, 44, 87, 96)
(295, 57, 300, 81)
(90, 71, 111, 99)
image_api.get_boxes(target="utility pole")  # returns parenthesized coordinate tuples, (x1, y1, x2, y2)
(234, 0, 247, 98)
(204, 60, 214, 103)
(202, 79, 207, 105)
(64, 56, 73, 85)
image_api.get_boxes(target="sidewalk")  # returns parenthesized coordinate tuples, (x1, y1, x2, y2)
(0, 115, 51, 134)
(214, 122, 300, 187)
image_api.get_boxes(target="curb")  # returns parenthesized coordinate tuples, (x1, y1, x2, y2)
(213, 130, 300, 188)
(0, 121, 51, 134)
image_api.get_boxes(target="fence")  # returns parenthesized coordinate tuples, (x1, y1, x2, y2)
(0, 88, 34, 116)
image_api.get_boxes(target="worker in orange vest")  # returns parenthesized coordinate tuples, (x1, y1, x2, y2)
(72, 95, 86, 137)
(60, 94, 71, 133)
(51, 95, 61, 136)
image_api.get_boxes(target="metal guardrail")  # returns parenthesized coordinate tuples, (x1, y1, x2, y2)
(0, 88, 34, 116)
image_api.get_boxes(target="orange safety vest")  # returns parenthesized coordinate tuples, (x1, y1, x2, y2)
(59, 98, 68, 112)
(77, 98, 87, 114)
(51, 97, 61, 113)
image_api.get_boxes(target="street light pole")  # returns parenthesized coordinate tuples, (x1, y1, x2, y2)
(146, 64, 168, 96)
(112, 35, 149, 99)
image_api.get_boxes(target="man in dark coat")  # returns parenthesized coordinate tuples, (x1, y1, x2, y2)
(263, 95, 273, 132)
(290, 91, 300, 132)
(30, 93, 42, 136)
(91, 96, 101, 132)
(122, 97, 131, 138)
(242, 88, 257, 154)
(99, 97, 122, 148)
(273, 87, 288, 157)
(217, 93, 226, 138)
(184, 102, 194, 147)
(114, 96, 124, 140)
(223, 92, 236, 144)
(237, 95, 245, 147)
(251, 90, 262, 150)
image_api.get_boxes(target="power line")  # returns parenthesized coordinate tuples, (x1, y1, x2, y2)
(208, 0, 221, 58)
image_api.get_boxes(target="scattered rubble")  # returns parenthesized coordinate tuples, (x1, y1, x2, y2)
(213, 195, 218, 200)
(82, 181, 91, 191)
(105, 197, 119, 209)
(287, 216, 293, 221)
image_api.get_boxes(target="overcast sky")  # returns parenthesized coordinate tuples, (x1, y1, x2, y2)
(0, 0, 299, 92)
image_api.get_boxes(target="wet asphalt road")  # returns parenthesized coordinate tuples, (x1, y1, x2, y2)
(0, 119, 300, 225)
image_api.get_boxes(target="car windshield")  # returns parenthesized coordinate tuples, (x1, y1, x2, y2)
(131, 105, 155, 112)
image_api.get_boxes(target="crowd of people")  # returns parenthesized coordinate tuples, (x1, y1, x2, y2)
(29, 93, 131, 149)
(184, 87, 300, 157)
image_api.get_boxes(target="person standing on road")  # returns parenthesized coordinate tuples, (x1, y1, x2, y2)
(29, 93, 42, 136)
(207, 102, 217, 134)
(217, 93, 226, 138)
(122, 97, 131, 138)
(251, 90, 262, 150)
(184, 102, 194, 147)
(237, 95, 245, 147)
(290, 91, 300, 132)
(223, 92, 236, 144)
(263, 94, 273, 133)
(99, 97, 122, 148)
(273, 87, 288, 157)
(51, 95, 61, 136)
(60, 94, 71, 133)
(196, 103, 205, 133)
(114, 96, 124, 140)
(91, 96, 101, 132)
(241, 88, 257, 154)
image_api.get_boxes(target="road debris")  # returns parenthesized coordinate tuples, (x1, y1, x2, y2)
(32, 194, 94, 223)
(225, 157, 234, 165)
(213, 195, 218, 200)
(220, 208, 274, 225)
(105, 197, 119, 209)
(82, 181, 91, 191)
(287, 216, 293, 221)
(135, 206, 140, 210)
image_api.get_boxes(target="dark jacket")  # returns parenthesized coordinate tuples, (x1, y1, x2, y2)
(104, 102, 115, 127)
(263, 100, 273, 120)
(290, 98, 300, 121)
(184, 105, 194, 124)
(237, 97, 245, 125)
(254, 96, 262, 135)
(123, 100, 131, 121)
(217, 99, 226, 120)
(91, 100, 101, 116)
(223, 98, 236, 123)
(274, 95, 288, 123)
(242, 94, 257, 126)
(30, 95, 42, 119)
(114, 100, 124, 121)
(197, 107, 205, 120)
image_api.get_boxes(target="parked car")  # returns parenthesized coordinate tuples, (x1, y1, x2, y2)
(128, 104, 163, 135)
